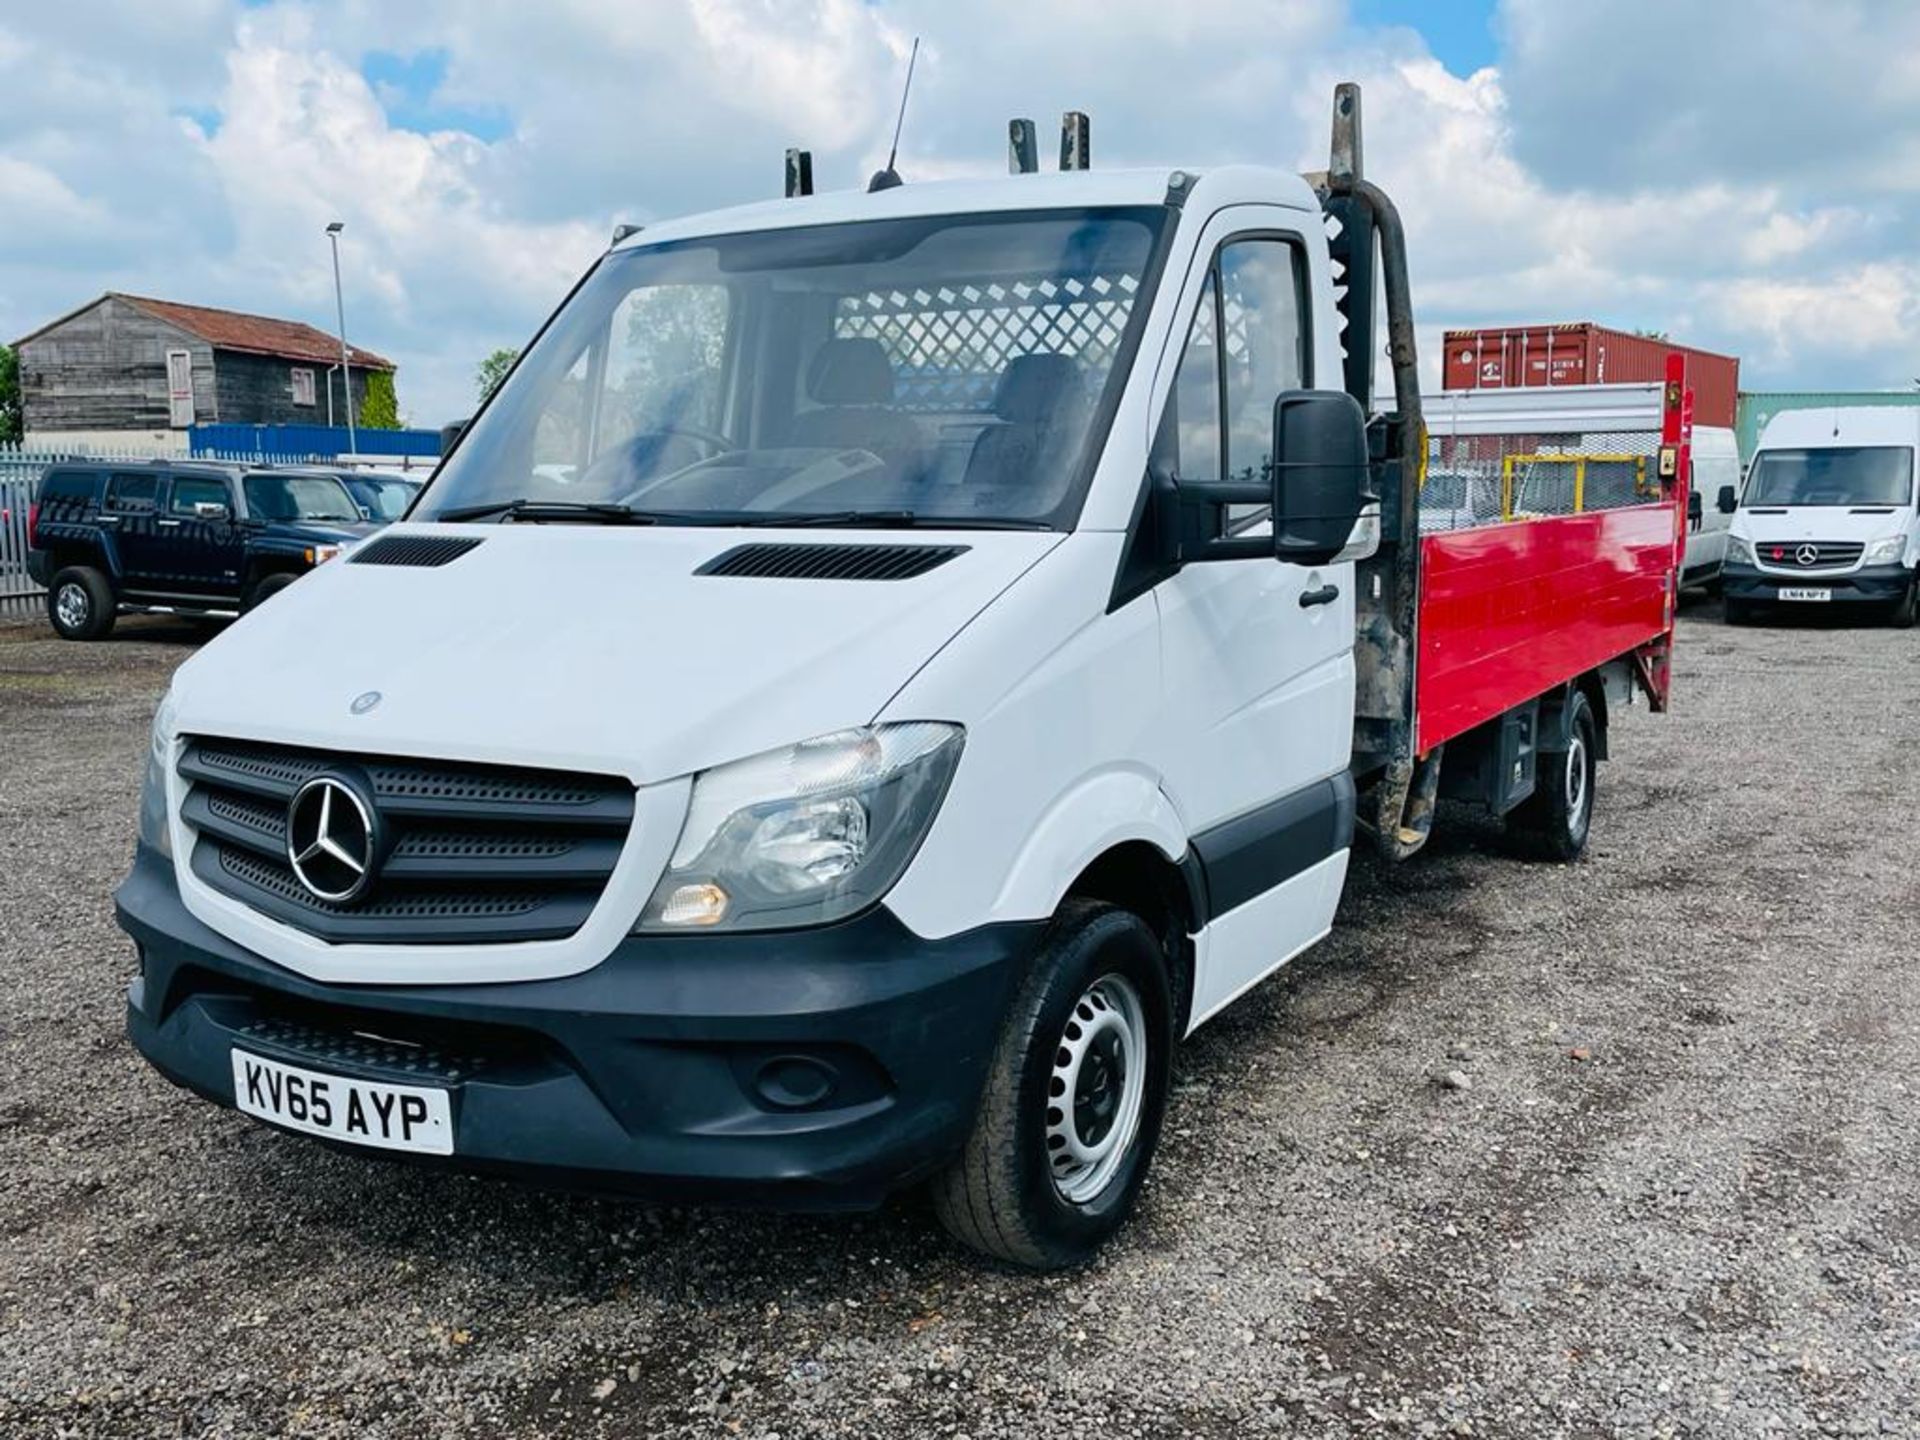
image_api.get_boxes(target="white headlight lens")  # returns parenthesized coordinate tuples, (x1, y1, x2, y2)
(139, 692, 178, 859)
(639, 723, 962, 933)
(1864, 535, 1906, 565)
(1726, 535, 1754, 566)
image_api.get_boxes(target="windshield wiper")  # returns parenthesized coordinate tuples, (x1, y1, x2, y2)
(433, 498, 659, 526)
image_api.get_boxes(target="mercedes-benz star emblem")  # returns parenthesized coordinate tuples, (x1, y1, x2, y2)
(1796, 543, 1820, 567)
(286, 775, 382, 904)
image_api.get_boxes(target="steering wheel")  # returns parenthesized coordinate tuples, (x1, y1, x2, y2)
(576, 423, 734, 493)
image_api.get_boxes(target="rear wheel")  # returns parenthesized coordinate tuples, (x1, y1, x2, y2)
(932, 901, 1173, 1270)
(47, 566, 116, 641)
(1507, 689, 1597, 862)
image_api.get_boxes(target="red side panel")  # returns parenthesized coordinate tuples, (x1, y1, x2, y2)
(1415, 504, 1680, 753)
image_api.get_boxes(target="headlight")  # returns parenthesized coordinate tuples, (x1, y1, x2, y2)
(1864, 535, 1906, 565)
(139, 691, 178, 859)
(1726, 535, 1754, 566)
(638, 723, 964, 933)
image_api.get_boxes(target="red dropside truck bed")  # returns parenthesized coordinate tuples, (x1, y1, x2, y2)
(1413, 502, 1681, 753)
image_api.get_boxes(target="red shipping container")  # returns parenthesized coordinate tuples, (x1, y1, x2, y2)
(1440, 322, 1739, 428)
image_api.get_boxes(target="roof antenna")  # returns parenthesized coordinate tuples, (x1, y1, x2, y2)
(867, 36, 919, 193)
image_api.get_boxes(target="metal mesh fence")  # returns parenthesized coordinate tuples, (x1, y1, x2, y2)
(1419, 426, 1665, 534)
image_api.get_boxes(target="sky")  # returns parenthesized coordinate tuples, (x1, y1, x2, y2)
(3, 0, 1917, 428)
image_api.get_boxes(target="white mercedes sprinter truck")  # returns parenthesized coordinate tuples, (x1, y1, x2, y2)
(119, 88, 1674, 1267)
(1725, 406, 1920, 626)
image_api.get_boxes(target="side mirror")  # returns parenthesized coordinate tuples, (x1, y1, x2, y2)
(193, 501, 231, 522)
(1271, 390, 1372, 566)
(439, 420, 470, 456)
(1687, 490, 1703, 522)
(1717, 484, 1737, 515)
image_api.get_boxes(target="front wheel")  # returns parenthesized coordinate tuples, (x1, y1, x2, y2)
(242, 572, 299, 613)
(1724, 598, 1757, 626)
(1507, 688, 1597, 862)
(932, 901, 1173, 1270)
(1889, 578, 1918, 630)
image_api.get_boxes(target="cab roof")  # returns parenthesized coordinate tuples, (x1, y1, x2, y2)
(615, 165, 1323, 251)
(1756, 405, 1920, 451)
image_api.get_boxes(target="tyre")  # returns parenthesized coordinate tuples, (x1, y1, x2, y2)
(1702, 572, 1725, 598)
(1724, 598, 1756, 626)
(47, 565, 117, 641)
(1506, 689, 1597, 863)
(242, 572, 299, 612)
(932, 900, 1174, 1270)
(1889, 578, 1918, 630)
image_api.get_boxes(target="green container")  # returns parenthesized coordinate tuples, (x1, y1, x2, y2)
(1737, 390, 1920, 465)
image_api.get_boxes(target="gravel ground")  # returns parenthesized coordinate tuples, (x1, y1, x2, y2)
(3, 603, 1918, 1438)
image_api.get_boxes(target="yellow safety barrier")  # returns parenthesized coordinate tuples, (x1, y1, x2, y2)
(1499, 452, 1648, 521)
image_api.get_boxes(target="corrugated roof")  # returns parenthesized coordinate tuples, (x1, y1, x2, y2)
(116, 294, 394, 370)
(11, 292, 393, 371)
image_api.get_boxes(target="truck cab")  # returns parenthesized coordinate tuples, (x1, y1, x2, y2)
(1723, 407, 1920, 626)
(117, 89, 1685, 1268)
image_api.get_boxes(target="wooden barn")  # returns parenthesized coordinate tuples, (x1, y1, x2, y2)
(12, 293, 394, 446)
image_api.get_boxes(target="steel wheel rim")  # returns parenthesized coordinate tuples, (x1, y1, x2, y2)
(1567, 730, 1589, 820)
(1045, 972, 1147, 1205)
(55, 583, 88, 629)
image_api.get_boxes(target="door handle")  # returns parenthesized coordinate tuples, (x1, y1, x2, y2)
(1299, 584, 1340, 608)
(157, 518, 183, 528)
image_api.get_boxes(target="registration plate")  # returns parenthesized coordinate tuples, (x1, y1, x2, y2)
(1777, 587, 1832, 602)
(231, 1050, 453, 1155)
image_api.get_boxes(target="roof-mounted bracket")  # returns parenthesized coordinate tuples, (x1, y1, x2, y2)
(784, 148, 814, 198)
(1009, 118, 1038, 174)
(1059, 110, 1090, 171)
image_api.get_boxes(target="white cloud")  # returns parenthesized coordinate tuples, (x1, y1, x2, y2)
(4, 0, 1919, 421)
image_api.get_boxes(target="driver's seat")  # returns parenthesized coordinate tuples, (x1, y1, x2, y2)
(786, 338, 923, 453)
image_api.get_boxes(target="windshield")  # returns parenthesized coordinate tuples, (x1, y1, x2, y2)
(1746, 446, 1914, 507)
(350, 478, 419, 520)
(244, 474, 362, 523)
(415, 207, 1168, 529)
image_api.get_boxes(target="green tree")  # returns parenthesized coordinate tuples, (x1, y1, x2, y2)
(0, 344, 21, 443)
(476, 347, 520, 403)
(358, 369, 401, 430)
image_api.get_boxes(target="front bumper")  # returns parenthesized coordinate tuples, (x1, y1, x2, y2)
(118, 844, 1038, 1209)
(1722, 561, 1914, 606)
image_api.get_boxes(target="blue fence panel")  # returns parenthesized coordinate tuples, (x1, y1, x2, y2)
(189, 423, 444, 459)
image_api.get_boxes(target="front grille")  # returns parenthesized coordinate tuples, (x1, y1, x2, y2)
(1755, 540, 1864, 570)
(179, 737, 634, 945)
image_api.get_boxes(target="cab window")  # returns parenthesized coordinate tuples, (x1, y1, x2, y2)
(106, 473, 161, 513)
(1160, 235, 1310, 528)
(170, 477, 232, 515)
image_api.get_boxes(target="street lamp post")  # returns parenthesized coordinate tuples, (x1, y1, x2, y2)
(325, 221, 357, 456)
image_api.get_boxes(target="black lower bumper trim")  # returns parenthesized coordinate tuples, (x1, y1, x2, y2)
(1722, 561, 1914, 605)
(117, 844, 1039, 1209)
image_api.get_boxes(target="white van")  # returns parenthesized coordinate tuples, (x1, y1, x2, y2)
(1682, 427, 1742, 590)
(116, 88, 1687, 1269)
(1725, 407, 1920, 626)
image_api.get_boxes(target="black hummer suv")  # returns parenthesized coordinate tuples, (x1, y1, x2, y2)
(27, 462, 380, 640)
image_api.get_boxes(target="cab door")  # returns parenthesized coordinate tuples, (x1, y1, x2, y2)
(163, 473, 244, 597)
(103, 471, 169, 591)
(1147, 209, 1355, 1024)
